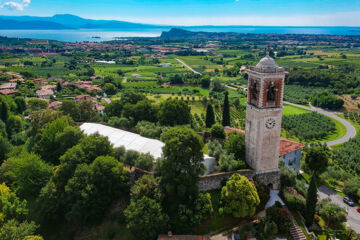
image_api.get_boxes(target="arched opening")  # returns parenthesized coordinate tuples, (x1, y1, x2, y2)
(267, 183, 274, 190)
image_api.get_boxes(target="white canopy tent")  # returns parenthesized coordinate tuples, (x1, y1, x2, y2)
(80, 123, 216, 174)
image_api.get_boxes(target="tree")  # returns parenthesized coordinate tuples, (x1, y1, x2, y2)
(159, 127, 205, 215)
(212, 79, 224, 92)
(60, 100, 80, 121)
(65, 156, 129, 224)
(56, 82, 62, 92)
(201, 75, 211, 89)
(205, 104, 215, 128)
(158, 99, 191, 126)
(0, 183, 28, 222)
(124, 197, 169, 240)
(134, 153, 154, 171)
(216, 152, 239, 172)
(343, 177, 360, 201)
(225, 131, 245, 160)
(123, 99, 158, 124)
(317, 198, 347, 229)
(0, 100, 8, 122)
(305, 145, 329, 177)
(34, 116, 77, 164)
(27, 98, 48, 111)
(221, 173, 260, 218)
(130, 175, 162, 201)
(280, 167, 297, 189)
(79, 100, 97, 122)
(305, 176, 318, 226)
(0, 135, 11, 163)
(2, 152, 52, 200)
(103, 83, 117, 95)
(104, 100, 123, 118)
(14, 97, 26, 114)
(211, 123, 225, 139)
(6, 115, 23, 138)
(0, 220, 40, 240)
(222, 91, 230, 126)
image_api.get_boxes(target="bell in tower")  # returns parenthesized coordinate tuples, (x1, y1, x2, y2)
(245, 55, 287, 173)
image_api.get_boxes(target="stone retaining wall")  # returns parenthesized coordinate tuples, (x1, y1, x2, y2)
(198, 168, 280, 191)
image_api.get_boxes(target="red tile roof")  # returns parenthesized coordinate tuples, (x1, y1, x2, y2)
(225, 127, 304, 157)
(48, 101, 63, 109)
(0, 89, 18, 95)
(95, 105, 105, 111)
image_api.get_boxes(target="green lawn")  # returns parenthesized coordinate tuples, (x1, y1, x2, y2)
(282, 104, 312, 116)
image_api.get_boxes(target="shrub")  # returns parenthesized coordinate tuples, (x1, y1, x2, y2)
(210, 123, 225, 139)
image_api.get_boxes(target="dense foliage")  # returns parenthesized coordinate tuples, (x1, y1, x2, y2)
(221, 173, 260, 218)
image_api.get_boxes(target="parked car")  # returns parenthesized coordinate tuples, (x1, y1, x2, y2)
(343, 197, 355, 206)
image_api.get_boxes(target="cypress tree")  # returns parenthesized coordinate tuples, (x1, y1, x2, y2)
(0, 101, 8, 122)
(205, 104, 215, 128)
(222, 91, 230, 127)
(305, 175, 318, 227)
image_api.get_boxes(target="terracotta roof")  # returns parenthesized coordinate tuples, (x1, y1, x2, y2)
(36, 89, 54, 96)
(0, 82, 17, 89)
(78, 84, 102, 92)
(75, 94, 92, 100)
(279, 138, 305, 156)
(0, 89, 18, 95)
(48, 101, 63, 109)
(42, 85, 57, 90)
(225, 127, 304, 157)
(95, 105, 105, 111)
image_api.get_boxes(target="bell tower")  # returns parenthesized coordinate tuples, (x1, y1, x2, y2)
(245, 55, 287, 172)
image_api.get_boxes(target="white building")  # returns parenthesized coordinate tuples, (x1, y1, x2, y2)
(80, 123, 216, 174)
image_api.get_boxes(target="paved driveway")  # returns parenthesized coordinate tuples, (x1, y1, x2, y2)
(318, 186, 360, 233)
(284, 102, 357, 146)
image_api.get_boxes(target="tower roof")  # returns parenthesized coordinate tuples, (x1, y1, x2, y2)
(256, 55, 278, 68)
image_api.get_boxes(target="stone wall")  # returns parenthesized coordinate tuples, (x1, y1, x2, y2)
(198, 168, 281, 191)
(198, 169, 254, 192)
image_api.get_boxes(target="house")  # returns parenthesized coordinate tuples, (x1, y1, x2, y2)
(76, 81, 93, 86)
(279, 138, 304, 173)
(78, 84, 102, 92)
(95, 105, 105, 115)
(0, 89, 18, 95)
(48, 101, 63, 110)
(42, 85, 57, 91)
(157, 63, 172, 67)
(225, 127, 304, 173)
(36, 89, 54, 99)
(74, 94, 93, 103)
(34, 78, 47, 85)
(0, 82, 17, 90)
(131, 74, 141, 78)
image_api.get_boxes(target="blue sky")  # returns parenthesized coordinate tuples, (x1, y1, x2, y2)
(0, 0, 359, 26)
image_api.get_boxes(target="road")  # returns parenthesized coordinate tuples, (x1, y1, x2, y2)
(175, 58, 202, 75)
(284, 102, 357, 146)
(318, 186, 360, 233)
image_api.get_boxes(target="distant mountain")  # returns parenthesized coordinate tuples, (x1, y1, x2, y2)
(160, 28, 243, 40)
(0, 18, 72, 30)
(0, 14, 161, 29)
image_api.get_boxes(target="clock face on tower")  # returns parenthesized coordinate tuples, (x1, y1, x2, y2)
(265, 118, 276, 130)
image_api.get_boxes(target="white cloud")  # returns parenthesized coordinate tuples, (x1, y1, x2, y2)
(0, 0, 31, 10)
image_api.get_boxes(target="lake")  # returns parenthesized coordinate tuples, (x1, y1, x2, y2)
(0, 26, 359, 42)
